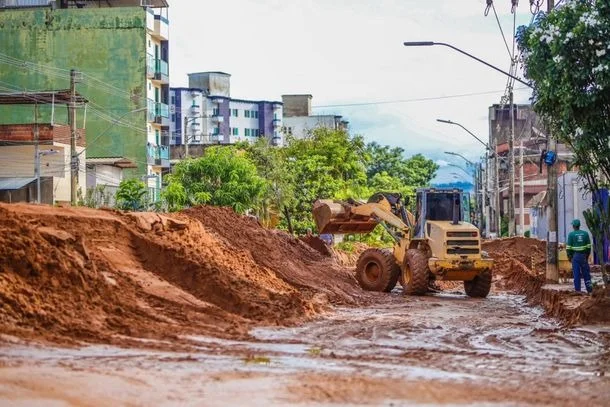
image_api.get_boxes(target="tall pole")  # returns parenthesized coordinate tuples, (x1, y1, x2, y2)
(519, 138, 525, 235)
(546, 0, 559, 282)
(508, 90, 516, 237)
(69, 69, 78, 205)
(484, 154, 490, 238)
(495, 152, 502, 237)
(184, 115, 189, 158)
(34, 103, 40, 204)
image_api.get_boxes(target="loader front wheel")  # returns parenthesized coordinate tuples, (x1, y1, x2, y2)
(355, 248, 400, 292)
(402, 249, 430, 296)
(464, 269, 492, 298)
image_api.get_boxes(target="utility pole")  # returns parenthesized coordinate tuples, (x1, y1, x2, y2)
(546, 0, 559, 282)
(495, 151, 502, 237)
(484, 154, 490, 238)
(508, 90, 516, 237)
(184, 115, 189, 158)
(69, 69, 79, 205)
(34, 103, 40, 204)
(519, 138, 525, 236)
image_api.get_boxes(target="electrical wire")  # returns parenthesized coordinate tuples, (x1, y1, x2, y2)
(311, 87, 529, 109)
(492, 2, 514, 59)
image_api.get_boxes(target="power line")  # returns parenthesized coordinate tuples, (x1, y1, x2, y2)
(311, 87, 530, 109)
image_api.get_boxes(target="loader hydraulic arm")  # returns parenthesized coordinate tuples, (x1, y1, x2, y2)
(312, 195, 411, 241)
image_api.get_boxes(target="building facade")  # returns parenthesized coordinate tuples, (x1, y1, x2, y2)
(169, 72, 283, 157)
(281, 94, 348, 139)
(486, 103, 571, 235)
(0, 0, 170, 201)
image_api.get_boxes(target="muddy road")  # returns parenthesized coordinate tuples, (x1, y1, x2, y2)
(2, 290, 609, 406)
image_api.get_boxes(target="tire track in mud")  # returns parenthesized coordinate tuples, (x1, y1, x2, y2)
(250, 291, 610, 380)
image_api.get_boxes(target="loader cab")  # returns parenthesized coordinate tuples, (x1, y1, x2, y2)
(414, 188, 463, 238)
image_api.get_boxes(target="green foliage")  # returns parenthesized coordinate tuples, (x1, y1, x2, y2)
(76, 185, 112, 208)
(524, 230, 531, 238)
(163, 146, 266, 213)
(282, 128, 368, 234)
(517, 0, 610, 266)
(115, 179, 148, 211)
(243, 138, 295, 227)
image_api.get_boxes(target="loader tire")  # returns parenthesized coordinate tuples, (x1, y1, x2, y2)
(464, 269, 492, 298)
(355, 248, 400, 292)
(402, 249, 430, 296)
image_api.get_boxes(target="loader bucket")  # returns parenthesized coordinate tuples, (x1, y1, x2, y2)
(312, 200, 379, 235)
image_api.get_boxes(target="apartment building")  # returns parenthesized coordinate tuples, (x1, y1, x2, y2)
(282, 94, 349, 139)
(169, 72, 283, 157)
(0, 0, 170, 201)
(487, 103, 571, 235)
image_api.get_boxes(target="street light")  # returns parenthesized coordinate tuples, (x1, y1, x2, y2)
(444, 151, 474, 166)
(448, 163, 471, 177)
(403, 41, 532, 88)
(437, 119, 490, 151)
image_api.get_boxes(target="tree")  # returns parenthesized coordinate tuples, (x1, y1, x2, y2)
(365, 143, 439, 187)
(162, 146, 267, 213)
(242, 138, 295, 229)
(115, 179, 148, 211)
(283, 128, 368, 234)
(517, 0, 610, 281)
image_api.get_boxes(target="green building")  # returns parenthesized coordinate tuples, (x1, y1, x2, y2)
(0, 0, 170, 200)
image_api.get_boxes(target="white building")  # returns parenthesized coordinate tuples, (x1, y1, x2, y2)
(281, 94, 348, 139)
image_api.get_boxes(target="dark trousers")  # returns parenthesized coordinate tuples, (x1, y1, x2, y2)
(571, 252, 592, 293)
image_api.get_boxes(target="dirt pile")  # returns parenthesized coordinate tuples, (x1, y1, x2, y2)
(483, 237, 610, 325)
(0, 204, 362, 345)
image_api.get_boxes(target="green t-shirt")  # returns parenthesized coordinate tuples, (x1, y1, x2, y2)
(566, 229, 591, 256)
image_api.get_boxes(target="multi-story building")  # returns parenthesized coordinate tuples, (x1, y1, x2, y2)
(282, 94, 349, 139)
(487, 103, 571, 235)
(169, 72, 283, 158)
(0, 0, 170, 201)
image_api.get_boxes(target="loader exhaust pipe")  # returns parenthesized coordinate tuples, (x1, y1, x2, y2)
(452, 194, 460, 225)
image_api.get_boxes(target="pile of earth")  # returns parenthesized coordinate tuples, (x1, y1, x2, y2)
(0, 204, 364, 346)
(483, 237, 610, 325)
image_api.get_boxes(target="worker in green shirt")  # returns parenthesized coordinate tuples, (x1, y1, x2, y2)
(566, 219, 593, 294)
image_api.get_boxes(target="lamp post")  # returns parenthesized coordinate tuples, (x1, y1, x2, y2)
(403, 42, 533, 89)
(183, 114, 212, 158)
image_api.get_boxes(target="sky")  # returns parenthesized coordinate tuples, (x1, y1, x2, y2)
(169, 0, 537, 184)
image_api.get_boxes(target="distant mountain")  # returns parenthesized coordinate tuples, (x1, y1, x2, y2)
(432, 181, 474, 193)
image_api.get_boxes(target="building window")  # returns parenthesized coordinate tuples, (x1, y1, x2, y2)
(171, 95, 175, 105)
(213, 107, 219, 116)
(213, 127, 220, 135)
(245, 128, 250, 137)
(254, 111, 259, 119)
(274, 112, 278, 120)
(245, 110, 250, 118)
(171, 114, 175, 122)
(232, 128, 239, 136)
(232, 109, 239, 117)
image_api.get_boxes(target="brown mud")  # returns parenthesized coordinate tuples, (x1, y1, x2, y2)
(0, 204, 365, 346)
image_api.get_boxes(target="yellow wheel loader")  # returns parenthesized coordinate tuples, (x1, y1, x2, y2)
(313, 189, 494, 297)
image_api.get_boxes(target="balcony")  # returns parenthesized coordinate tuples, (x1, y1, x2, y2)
(153, 59, 169, 84)
(155, 103, 169, 127)
(147, 144, 170, 168)
(147, 100, 169, 126)
(211, 115, 224, 123)
(272, 118, 282, 127)
(154, 13, 169, 41)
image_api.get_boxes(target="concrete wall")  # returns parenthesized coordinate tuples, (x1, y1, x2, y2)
(558, 171, 592, 243)
(188, 72, 231, 97)
(283, 115, 340, 139)
(0, 7, 148, 174)
(282, 94, 312, 117)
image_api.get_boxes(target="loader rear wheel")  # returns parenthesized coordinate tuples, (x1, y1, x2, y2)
(464, 270, 492, 298)
(402, 249, 430, 296)
(355, 248, 400, 292)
